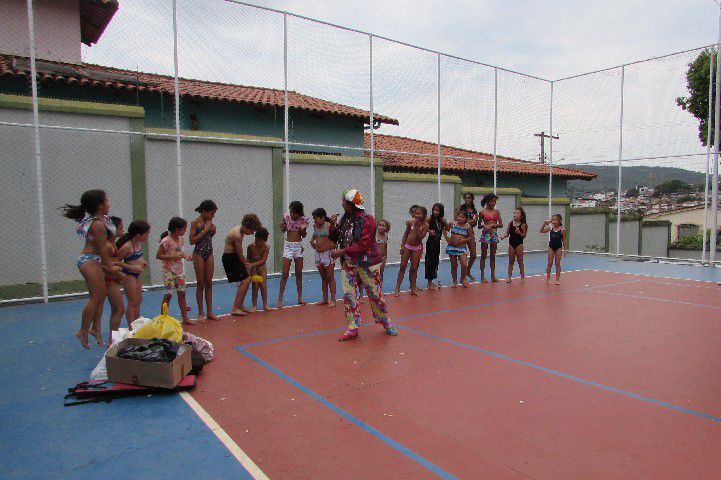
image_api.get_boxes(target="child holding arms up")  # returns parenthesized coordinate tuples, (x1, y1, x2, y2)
(310, 208, 337, 307)
(540, 214, 567, 285)
(394, 206, 429, 296)
(247, 227, 272, 312)
(156, 217, 193, 324)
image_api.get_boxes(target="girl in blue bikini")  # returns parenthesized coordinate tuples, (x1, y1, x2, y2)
(63, 190, 122, 349)
(116, 220, 151, 326)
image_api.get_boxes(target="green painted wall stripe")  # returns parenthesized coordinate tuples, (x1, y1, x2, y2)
(521, 197, 571, 205)
(383, 172, 461, 183)
(145, 127, 282, 147)
(0, 93, 145, 117)
(291, 153, 380, 166)
(461, 186, 521, 195)
(271, 148, 285, 273)
(128, 117, 151, 283)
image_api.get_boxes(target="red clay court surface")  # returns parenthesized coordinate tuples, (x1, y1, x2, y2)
(183, 269, 721, 479)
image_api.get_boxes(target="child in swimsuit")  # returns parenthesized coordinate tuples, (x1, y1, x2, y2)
(500, 208, 527, 284)
(247, 227, 272, 312)
(540, 214, 567, 285)
(156, 217, 193, 324)
(277, 201, 308, 308)
(310, 208, 337, 307)
(377, 219, 390, 284)
(117, 219, 150, 327)
(445, 209, 473, 288)
(63, 189, 122, 349)
(479, 193, 503, 283)
(394, 206, 429, 296)
(103, 217, 127, 344)
(189, 200, 218, 322)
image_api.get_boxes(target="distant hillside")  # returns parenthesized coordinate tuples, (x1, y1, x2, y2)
(567, 165, 706, 195)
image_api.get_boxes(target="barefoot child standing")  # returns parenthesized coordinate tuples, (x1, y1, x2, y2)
(541, 214, 567, 285)
(247, 227, 272, 312)
(310, 208, 337, 307)
(444, 210, 472, 288)
(156, 217, 193, 324)
(394, 206, 429, 296)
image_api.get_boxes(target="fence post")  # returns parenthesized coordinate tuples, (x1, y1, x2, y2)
(437, 52, 442, 203)
(26, 0, 48, 302)
(171, 0, 183, 217)
(493, 67, 498, 195)
(369, 34, 375, 213)
(548, 81, 554, 218)
(703, 50, 714, 264)
(711, 5, 721, 263)
(616, 66, 625, 257)
(283, 13, 290, 208)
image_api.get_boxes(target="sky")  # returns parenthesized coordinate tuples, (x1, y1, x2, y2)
(80, 0, 719, 169)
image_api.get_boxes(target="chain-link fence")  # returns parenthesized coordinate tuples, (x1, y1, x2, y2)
(1, 0, 719, 302)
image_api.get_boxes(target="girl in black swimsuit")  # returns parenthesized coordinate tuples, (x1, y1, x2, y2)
(500, 207, 527, 283)
(540, 214, 567, 285)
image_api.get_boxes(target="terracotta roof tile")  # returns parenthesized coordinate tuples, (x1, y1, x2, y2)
(0, 55, 398, 125)
(366, 133, 596, 180)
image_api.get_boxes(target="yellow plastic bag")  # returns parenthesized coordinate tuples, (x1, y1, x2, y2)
(133, 303, 183, 342)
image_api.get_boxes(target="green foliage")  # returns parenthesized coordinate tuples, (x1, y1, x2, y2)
(677, 49, 715, 146)
(670, 229, 721, 250)
(652, 179, 694, 197)
(624, 187, 639, 198)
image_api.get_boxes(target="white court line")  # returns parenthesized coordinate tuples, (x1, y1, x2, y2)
(575, 268, 721, 285)
(179, 391, 270, 480)
(599, 290, 721, 310)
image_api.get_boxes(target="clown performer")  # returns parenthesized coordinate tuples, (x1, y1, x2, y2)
(330, 189, 398, 342)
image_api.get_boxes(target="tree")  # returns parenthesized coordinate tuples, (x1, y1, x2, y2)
(653, 179, 694, 197)
(624, 187, 639, 198)
(677, 49, 716, 146)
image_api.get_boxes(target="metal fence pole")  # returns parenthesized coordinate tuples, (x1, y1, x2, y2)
(493, 68, 498, 194)
(712, 5, 721, 263)
(369, 34, 375, 213)
(26, 0, 48, 302)
(616, 66, 626, 257)
(437, 52, 442, 203)
(703, 50, 714, 264)
(283, 13, 290, 208)
(171, 0, 183, 216)
(548, 81, 554, 218)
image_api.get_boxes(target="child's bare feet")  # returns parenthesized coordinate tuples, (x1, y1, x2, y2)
(520, 278, 525, 284)
(554, 280, 561, 285)
(89, 328, 103, 347)
(76, 330, 90, 349)
(451, 283, 458, 288)
(461, 280, 469, 288)
(505, 278, 512, 283)
(230, 309, 248, 316)
(276, 300, 284, 309)
(491, 277, 499, 283)
(207, 313, 219, 321)
(318, 300, 328, 306)
(298, 299, 307, 306)
(411, 289, 421, 296)
(393, 290, 400, 297)
(182, 317, 197, 325)
(546, 279, 551, 285)
(263, 305, 274, 311)
(196, 314, 205, 323)
(249, 307, 257, 313)
(481, 278, 488, 284)
(328, 301, 336, 308)
(467, 273, 476, 282)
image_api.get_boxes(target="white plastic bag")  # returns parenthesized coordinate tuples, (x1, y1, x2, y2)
(90, 357, 108, 381)
(130, 316, 152, 332)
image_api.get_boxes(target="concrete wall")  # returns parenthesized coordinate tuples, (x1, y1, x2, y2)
(288, 162, 372, 268)
(608, 220, 641, 256)
(145, 138, 275, 285)
(569, 213, 607, 252)
(645, 207, 721, 242)
(641, 224, 670, 258)
(383, 179, 457, 264)
(0, 0, 82, 64)
(522, 202, 567, 251)
(0, 107, 133, 285)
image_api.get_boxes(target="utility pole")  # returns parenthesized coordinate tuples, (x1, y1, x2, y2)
(534, 131, 559, 163)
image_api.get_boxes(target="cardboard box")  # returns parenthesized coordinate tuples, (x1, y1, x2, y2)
(105, 338, 191, 389)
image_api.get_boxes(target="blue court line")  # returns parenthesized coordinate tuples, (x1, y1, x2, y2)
(236, 347, 459, 480)
(239, 277, 640, 349)
(399, 325, 721, 424)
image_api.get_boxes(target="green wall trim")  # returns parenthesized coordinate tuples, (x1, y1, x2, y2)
(271, 148, 285, 273)
(604, 211, 610, 253)
(565, 204, 571, 250)
(638, 219, 643, 256)
(0, 93, 145, 118)
(128, 118, 151, 283)
(289, 153, 381, 166)
(570, 207, 611, 215)
(521, 197, 571, 205)
(461, 186, 521, 195)
(641, 220, 672, 227)
(383, 172, 461, 183)
(145, 127, 282, 147)
(374, 164, 384, 220)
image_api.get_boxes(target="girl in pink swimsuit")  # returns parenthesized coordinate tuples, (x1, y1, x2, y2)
(394, 206, 429, 296)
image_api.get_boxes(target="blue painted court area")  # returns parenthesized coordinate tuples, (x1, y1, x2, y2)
(1, 253, 720, 479)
